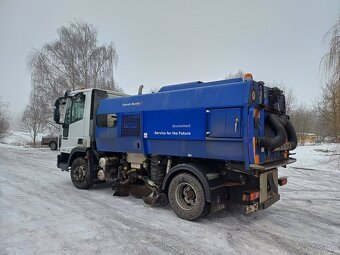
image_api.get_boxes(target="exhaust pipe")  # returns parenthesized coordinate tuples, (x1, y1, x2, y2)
(257, 114, 287, 150)
(138, 85, 144, 95)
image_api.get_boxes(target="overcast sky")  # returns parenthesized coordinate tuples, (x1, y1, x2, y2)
(0, 0, 339, 114)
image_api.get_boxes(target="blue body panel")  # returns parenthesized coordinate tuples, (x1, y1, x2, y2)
(158, 78, 243, 92)
(143, 108, 206, 140)
(209, 108, 242, 138)
(95, 78, 264, 169)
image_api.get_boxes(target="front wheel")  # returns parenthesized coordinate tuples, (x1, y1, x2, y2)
(168, 173, 207, 221)
(70, 157, 94, 189)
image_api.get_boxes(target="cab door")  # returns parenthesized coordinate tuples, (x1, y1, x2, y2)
(60, 93, 86, 153)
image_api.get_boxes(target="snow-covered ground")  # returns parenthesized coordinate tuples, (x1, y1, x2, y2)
(0, 144, 339, 255)
(0, 131, 46, 146)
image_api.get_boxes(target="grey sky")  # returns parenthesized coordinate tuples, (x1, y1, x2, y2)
(0, 0, 339, 114)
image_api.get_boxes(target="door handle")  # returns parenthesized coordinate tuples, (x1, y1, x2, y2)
(234, 118, 239, 132)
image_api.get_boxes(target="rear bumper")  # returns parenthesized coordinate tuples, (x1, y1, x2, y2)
(250, 157, 297, 171)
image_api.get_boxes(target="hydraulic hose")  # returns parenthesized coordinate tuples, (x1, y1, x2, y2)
(257, 114, 287, 150)
(279, 115, 298, 150)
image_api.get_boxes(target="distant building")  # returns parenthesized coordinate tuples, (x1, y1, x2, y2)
(297, 133, 317, 144)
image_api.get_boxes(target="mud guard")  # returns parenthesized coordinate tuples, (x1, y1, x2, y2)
(162, 163, 227, 213)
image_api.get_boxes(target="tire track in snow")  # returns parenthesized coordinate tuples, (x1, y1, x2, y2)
(1, 145, 340, 255)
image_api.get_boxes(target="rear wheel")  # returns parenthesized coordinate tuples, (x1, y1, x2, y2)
(168, 173, 207, 220)
(70, 157, 94, 189)
(49, 141, 57, 151)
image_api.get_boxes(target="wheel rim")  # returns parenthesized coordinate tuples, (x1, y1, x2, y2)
(73, 165, 85, 182)
(175, 182, 197, 210)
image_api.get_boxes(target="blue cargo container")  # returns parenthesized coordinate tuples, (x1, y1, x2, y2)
(96, 78, 292, 168)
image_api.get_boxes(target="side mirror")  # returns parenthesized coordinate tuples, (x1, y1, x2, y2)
(54, 107, 61, 124)
(53, 97, 65, 124)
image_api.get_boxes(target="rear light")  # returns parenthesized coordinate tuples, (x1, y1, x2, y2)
(284, 150, 288, 159)
(242, 191, 260, 201)
(278, 177, 288, 186)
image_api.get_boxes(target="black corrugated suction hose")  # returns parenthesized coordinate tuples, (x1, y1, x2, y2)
(278, 115, 298, 150)
(257, 113, 287, 150)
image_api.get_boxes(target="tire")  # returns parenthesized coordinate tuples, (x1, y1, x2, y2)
(150, 155, 166, 186)
(70, 157, 94, 189)
(168, 173, 207, 221)
(49, 141, 57, 151)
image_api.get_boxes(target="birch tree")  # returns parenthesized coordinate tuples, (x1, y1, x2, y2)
(21, 90, 49, 146)
(319, 16, 340, 141)
(27, 21, 121, 133)
(28, 21, 120, 100)
(0, 98, 10, 138)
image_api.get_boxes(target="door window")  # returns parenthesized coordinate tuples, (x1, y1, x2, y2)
(70, 94, 85, 123)
(64, 98, 72, 125)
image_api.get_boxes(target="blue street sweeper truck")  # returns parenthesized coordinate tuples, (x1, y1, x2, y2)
(54, 73, 297, 220)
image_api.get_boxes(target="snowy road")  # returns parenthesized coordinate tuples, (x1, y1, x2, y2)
(0, 144, 339, 255)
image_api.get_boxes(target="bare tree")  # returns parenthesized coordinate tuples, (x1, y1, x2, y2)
(0, 98, 10, 138)
(27, 21, 121, 133)
(21, 90, 49, 146)
(284, 87, 296, 116)
(269, 81, 296, 116)
(149, 87, 160, 93)
(225, 70, 244, 79)
(317, 82, 340, 139)
(323, 16, 340, 86)
(290, 104, 315, 145)
(319, 16, 340, 142)
(28, 21, 120, 98)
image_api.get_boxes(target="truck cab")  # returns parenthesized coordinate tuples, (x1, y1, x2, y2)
(54, 88, 126, 171)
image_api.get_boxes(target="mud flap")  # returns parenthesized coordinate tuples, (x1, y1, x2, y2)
(209, 187, 227, 213)
(261, 193, 280, 209)
(244, 168, 280, 215)
(259, 168, 280, 209)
